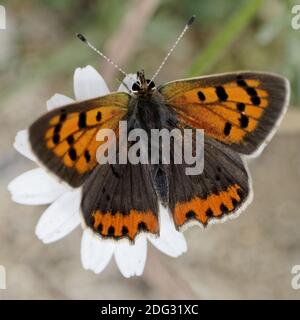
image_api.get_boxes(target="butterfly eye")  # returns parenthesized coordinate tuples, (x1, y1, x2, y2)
(146, 79, 155, 90)
(132, 82, 141, 91)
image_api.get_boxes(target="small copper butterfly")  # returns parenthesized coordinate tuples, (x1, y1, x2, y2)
(29, 16, 290, 242)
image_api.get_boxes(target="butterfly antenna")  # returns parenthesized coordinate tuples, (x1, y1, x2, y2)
(117, 77, 132, 93)
(77, 33, 130, 79)
(150, 15, 196, 83)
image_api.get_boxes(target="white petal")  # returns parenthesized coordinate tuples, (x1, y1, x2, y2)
(8, 168, 68, 205)
(47, 93, 74, 111)
(118, 73, 137, 93)
(149, 204, 187, 257)
(35, 189, 81, 243)
(114, 237, 147, 278)
(81, 230, 115, 274)
(13, 130, 37, 162)
(73, 65, 110, 101)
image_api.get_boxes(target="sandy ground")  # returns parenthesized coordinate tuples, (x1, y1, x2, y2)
(0, 83, 299, 299)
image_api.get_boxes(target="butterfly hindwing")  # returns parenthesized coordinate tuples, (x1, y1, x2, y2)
(81, 162, 159, 242)
(167, 136, 251, 229)
(159, 72, 289, 156)
(29, 92, 129, 187)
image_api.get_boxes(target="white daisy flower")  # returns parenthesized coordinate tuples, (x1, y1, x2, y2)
(8, 65, 187, 278)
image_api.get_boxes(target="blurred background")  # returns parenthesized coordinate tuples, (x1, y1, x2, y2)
(0, 0, 300, 299)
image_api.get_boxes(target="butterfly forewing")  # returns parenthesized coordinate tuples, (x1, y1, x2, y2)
(29, 92, 130, 187)
(159, 72, 289, 156)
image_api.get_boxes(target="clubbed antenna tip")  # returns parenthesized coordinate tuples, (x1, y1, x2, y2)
(76, 33, 87, 43)
(187, 15, 196, 26)
(76, 32, 130, 79)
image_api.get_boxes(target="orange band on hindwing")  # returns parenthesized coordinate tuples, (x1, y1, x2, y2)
(91, 209, 159, 241)
(173, 184, 243, 228)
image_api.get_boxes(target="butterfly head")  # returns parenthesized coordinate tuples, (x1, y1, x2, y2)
(77, 16, 196, 99)
(131, 70, 156, 95)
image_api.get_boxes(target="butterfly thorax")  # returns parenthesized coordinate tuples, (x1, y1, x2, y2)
(127, 90, 177, 132)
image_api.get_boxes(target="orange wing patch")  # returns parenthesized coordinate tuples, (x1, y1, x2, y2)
(161, 77, 269, 145)
(91, 209, 159, 241)
(29, 92, 130, 187)
(173, 184, 242, 228)
(45, 108, 125, 173)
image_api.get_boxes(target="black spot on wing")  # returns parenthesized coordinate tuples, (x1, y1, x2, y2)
(138, 221, 147, 231)
(246, 87, 258, 97)
(224, 122, 232, 136)
(97, 223, 103, 232)
(122, 226, 129, 236)
(78, 112, 87, 128)
(186, 210, 196, 219)
(206, 208, 214, 217)
(67, 135, 74, 145)
(245, 86, 261, 106)
(197, 90, 206, 101)
(96, 111, 102, 121)
(216, 86, 228, 101)
(84, 150, 91, 163)
(220, 203, 229, 213)
(251, 96, 261, 106)
(239, 114, 249, 128)
(231, 198, 238, 207)
(68, 147, 77, 161)
(59, 112, 67, 122)
(108, 226, 115, 236)
(237, 102, 245, 112)
(52, 134, 60, 144)
(54, 123, 61, 134)
(237, 79, 247, 87)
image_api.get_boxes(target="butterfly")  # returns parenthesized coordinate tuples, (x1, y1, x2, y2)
(29, 67, 289, 242)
